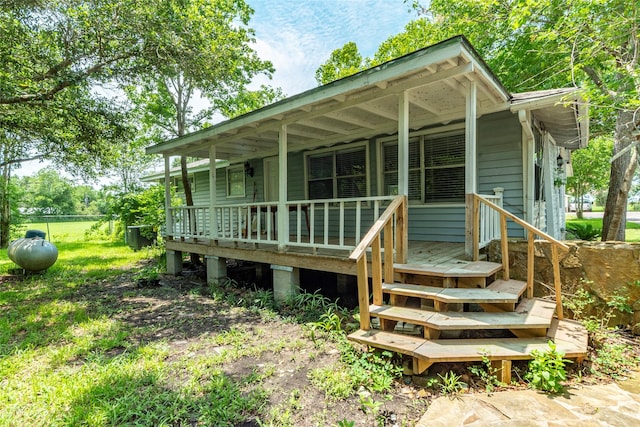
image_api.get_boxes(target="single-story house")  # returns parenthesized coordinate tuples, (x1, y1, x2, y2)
(146, 36, 589, 374)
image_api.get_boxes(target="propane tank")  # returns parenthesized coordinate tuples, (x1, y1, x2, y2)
(8, 237, 58, 272)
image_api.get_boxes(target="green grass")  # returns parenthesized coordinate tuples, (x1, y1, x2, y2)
(18, 220, 100, 243)
(565, 217, 640, 242)
(0, 222, 271, 426)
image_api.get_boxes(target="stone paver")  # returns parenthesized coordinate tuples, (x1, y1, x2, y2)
(417, 373, 640, 427)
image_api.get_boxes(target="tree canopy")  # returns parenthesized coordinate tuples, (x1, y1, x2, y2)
(0, 0, 274, 246)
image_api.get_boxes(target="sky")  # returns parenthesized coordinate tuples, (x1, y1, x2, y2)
(248, 0, 418, 96)
(15, 0, 418, 180)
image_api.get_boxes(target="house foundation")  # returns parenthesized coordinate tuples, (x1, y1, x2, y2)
(166, 250, 182, 275)
(205, 255, 227, 284)
(271, 264, 300, 302)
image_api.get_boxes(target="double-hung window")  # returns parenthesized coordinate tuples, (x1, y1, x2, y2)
(381, 129, 465, 203)
(306, 144, 368, 200)
(226, 165, 245, 198)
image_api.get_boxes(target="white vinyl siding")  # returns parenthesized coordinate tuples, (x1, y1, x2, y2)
(306, 143, 368, 200)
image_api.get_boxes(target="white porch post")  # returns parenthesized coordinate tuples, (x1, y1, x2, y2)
(465, 81, 478, 193)
(542, 134, 558, 237)
(464, 82, 478, 259)
(164, 154, 172, 239)
(277, 124, 288, 251)
(398, 91, 409, 196)
(209, 145, 217, 240)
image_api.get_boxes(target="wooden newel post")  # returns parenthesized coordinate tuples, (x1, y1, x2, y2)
(527, 230, 535, 298)
(356, 256, 370, 330)
(551, 245, 564, 319)
(500, 215, 509, 280)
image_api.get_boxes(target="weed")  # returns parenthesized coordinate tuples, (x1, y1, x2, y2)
(468, 354, 503, 393)
(525, 341, 570, 393)
(359, 393, 383, 415)
(438, 371, 467, 396)
(336, 420, 355, 427)
(309, 337, 402, 400)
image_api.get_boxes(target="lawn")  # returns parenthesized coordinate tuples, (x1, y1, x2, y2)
(2, 222, 638, 426)
(565, 217, 640, 242)
(0, 224, 427, 426)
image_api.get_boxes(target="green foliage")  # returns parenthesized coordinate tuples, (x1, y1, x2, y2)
(315, 42, 367, 85)
(468, 354, 503, 393)
(566, 137, 613, 214)
(525, 341, 570, 393)
(566, 223, 601, 241)
(437, 371, 467, 396)
(309, 337, 403, 400)
(17, 168, 76, 216)
(108, 185, 167, 240)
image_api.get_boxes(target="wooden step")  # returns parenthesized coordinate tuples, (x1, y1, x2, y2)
(486, 279, 527, 297)
(347, 319, 589, 379)
(413, 335, 588, 364)
(369, 298, 555, 339)
(394, 261, 502, 288)
(394, 261, 502, 278)
(382, 282, 520, 304)
(347, 329, 425, 355)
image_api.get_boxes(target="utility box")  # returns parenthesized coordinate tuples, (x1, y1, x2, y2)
(127, 225, 154, 250)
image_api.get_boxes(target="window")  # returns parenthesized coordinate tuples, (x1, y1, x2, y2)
(227, 165, 245, 198)
(381, 129, 465, 203)
(306, 144, 368, 200)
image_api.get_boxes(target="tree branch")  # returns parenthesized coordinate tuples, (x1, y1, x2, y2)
(582, 65, 617, 98)
(0, 153, 49, 168)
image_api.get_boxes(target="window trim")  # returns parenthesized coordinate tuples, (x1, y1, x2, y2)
(377, 124, 466, 205)
(226, 164, 246, 198)
(304, 141, 370, 200)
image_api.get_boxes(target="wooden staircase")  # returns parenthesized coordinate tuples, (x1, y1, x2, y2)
(347, 195, 588, 382)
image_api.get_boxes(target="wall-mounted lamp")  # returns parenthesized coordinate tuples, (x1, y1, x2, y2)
(244, 161, 254, 177)
(556, 154, 564, 168)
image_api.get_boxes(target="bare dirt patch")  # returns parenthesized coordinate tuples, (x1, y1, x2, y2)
(72, 264, 429, 426)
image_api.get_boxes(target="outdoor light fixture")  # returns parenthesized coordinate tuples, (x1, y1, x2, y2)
(557, 154, 564, 167)
(244, 161, 254, 177)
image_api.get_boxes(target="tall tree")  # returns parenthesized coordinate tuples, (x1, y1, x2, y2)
(566, 136, 613, 218)
(0, 0, 273, 246)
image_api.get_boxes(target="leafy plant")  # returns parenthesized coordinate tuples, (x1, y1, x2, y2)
(438, 371, 467, 396)
(566, 222, 601, 240)
(468, 354, 503, 393)
(525, 341, 571, 393)
(335, 420, 355, 427)
(308, 337, 402, 399)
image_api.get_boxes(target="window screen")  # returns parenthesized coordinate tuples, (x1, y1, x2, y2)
(307, 146, 367, 199)
(382, 131, 465, 203)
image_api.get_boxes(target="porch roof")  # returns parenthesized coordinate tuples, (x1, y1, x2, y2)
(511, 88, 589, 149)
(146, 36, 589, 162)
(146, 36, 512, 162)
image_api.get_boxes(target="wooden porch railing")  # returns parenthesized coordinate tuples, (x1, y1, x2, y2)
(166, 195, 396, 251)
(348, 195, 408, 330)
(471, 194, 569, 319)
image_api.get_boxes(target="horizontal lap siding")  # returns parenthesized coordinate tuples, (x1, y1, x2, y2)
(477, 110, 525, 238)
(407, 206, 466, 242)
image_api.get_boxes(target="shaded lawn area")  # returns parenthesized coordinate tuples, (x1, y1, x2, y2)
(0, 234, 427, 426)
(566, 217, 640, 242)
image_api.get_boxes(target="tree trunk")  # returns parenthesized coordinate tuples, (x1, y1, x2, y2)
(602, 109, 638, 241)
(180, 155, 201, 265)
(0, 164, 10, 248)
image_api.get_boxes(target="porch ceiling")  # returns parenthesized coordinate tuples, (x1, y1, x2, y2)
(146, 36, 511, 163)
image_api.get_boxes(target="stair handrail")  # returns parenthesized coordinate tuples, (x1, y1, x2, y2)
(472, 194, 569, 319)
(349, 195, 407, 330)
